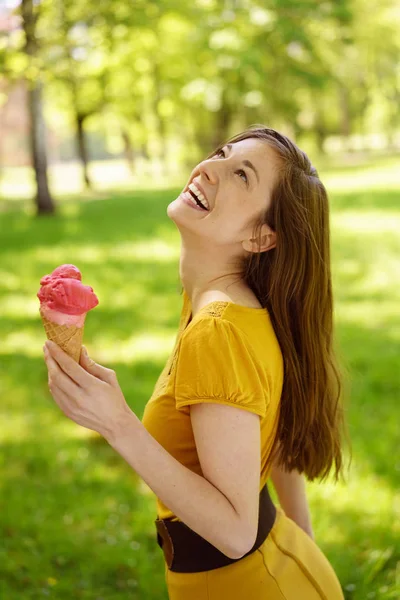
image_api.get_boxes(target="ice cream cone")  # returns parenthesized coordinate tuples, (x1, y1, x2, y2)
(40, 307, 84, 362)
(37, 264, 98, 361)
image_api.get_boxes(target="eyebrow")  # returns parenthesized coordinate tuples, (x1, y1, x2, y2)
(226, 144, 260, 184)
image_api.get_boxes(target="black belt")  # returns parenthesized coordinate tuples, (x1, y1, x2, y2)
(155, 482, 276, 573)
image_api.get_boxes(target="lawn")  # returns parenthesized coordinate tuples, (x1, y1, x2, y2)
(0, 154, 399, 599)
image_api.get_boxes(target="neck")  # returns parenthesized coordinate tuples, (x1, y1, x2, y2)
(179, 240, 247, 310)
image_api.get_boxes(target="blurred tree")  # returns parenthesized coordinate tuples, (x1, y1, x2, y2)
(302, 0, 399, 152)
(1, 0, 399, 202)
(21, 0, 55, 214)
(44, 0, 166, 179)
(44, 0, 110, 189)
(356, 0, 400, 147)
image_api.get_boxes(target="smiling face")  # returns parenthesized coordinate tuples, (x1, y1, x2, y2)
(167, 138, 280, 254)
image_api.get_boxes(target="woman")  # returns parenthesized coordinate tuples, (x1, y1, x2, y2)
(43, 125, 347, 599)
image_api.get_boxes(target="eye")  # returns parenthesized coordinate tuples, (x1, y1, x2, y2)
(236, 169, 248, 184)
(214, 148, 248, 185)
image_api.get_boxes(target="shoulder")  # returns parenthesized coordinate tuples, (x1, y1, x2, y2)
(181, 312, 247, 348)
(176, 315, 268, 410)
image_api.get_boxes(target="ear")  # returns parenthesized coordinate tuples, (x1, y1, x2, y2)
(242, 224, 276, 254)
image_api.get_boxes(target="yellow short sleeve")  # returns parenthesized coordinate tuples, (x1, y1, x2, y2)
(174, 317, 268, 418)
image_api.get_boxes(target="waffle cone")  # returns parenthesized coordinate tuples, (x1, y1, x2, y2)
(40, 309, 84, 362)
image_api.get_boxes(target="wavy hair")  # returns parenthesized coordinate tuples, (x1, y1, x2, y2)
(206, 125, 350, 482)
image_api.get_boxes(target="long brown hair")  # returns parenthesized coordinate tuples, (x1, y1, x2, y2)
(206, 125, 349, 482)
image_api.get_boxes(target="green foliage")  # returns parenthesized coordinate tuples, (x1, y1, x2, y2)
(2, 0, 399, 160)
(0, 154, 399, 598)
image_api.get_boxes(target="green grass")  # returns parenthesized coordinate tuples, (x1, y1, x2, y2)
(0, 155, 399, 599)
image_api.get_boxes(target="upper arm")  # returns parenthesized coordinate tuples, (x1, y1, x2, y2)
(189, 401, 261, 552)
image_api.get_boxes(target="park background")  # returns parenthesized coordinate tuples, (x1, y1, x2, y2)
(0, 0, 399, 598)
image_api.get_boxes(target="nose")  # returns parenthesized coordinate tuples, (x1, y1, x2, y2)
(198, 159, 218, 185)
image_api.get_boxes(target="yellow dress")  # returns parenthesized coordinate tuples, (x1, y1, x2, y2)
(141, 289, 344, 600)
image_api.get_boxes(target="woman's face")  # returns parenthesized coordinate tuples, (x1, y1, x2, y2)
(168, 138, 280, 250)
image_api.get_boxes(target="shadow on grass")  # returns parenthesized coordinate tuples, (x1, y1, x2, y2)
(335, 321, 400, 485)
(0, 351, 171, 599)
(0, 188, 182, 254)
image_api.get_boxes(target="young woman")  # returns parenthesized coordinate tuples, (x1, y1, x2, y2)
(43, 126, 347, 599)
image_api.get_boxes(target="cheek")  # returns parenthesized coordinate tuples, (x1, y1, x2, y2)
(215, 184, 242, 210)
(213, 205, 248, 239)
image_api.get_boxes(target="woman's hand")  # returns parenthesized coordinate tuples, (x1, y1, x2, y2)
(43, 340, 134, 441)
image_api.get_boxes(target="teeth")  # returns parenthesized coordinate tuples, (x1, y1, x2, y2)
(188, 183, 209, 210)
(183, 190, 202, 209)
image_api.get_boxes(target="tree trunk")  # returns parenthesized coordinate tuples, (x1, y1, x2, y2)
(212, 88, 233, 149)
(314, 108, 327, 155)
(121, 128, 135, 173)
(386, 87, 400, 149)
(76, 113, 92, 189)
(152, 61, 167, 169)
(140, 141, 149, 160)
(61, 0, 93, 192)
(338, 82, 351, 149)
(21, 0, 55, 215)
(28, 83, 55, 214)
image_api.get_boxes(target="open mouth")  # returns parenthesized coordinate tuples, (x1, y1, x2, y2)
(188, 189, 208, 210)
(187, 182, 210, 211)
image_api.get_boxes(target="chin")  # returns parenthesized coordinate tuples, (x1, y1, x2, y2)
(166, 197, 178, 217)
(166, 196, 185, 224)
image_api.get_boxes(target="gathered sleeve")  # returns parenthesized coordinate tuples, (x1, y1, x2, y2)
(174, 317, 269, 418)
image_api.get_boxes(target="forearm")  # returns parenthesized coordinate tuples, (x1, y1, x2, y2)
(270, 462, 314, 539)
(105, 410, 249, 559)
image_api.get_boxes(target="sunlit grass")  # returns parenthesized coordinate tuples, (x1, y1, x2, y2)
(0, 155, 399, 599)
(322, 155, 400, 192)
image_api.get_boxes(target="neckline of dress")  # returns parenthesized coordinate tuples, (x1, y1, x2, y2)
(192, 299, 266, 313)
(183, 295, 267, 332)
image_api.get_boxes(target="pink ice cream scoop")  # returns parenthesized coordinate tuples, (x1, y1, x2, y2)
(38, 264, 98, 327)
(40, 263, 82, 286)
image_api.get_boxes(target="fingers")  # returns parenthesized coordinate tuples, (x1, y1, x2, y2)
(44, 345, 81, 397)
(49, 379, 75, 419)
(45, 341, 94, 388)
(80, 346, 117, 385)
(81, 346, 96, 367)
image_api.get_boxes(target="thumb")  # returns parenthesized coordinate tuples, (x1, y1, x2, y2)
(80, 346, 117, 384)
(80, 345, 97, 370)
